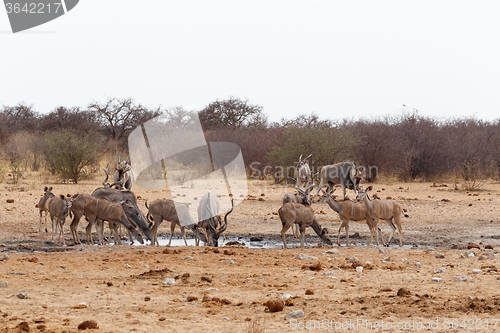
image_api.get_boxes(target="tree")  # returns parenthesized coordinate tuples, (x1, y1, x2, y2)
(0, 103, 39, 143)
(42, 129, 105, 183)
(38, 106, 100, 134)
(199, 97, 267, 130)
(87, 97, 161, 146)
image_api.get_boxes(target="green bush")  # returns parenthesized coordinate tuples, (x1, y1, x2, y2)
(42, 129, 104, 183)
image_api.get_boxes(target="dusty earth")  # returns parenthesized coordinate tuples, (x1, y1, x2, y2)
(1, 177, 500, 332)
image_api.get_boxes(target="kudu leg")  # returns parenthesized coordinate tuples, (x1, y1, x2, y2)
(181, 226, 188, 246)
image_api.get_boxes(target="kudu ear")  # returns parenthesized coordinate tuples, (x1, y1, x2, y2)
(367, 186, 373, 191)
(59, 194, 65, 200)
(126, 156, 130, 163)
(49, 187, 52, 191)
(44, 186, 48, 192)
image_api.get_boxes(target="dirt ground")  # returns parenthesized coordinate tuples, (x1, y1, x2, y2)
(1, 177, 500, 332)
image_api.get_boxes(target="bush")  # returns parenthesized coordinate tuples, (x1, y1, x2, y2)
(42, 129, 105, 183)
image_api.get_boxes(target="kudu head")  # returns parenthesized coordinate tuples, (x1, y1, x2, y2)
(355, 185, 372, 202)
(120, 200, 145, 244)
(318, 188, 337, 203)
(295, 183, 315, 206)
(207, 199, 233, 247)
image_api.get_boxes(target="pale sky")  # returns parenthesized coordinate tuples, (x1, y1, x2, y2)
(1, 1, 499, 123)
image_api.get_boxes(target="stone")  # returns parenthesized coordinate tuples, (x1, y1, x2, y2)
(326, 249, 339, 254)
(414, 262, 421, 270)
(264, 300, 284, 312)
(435, 268, 446, 274)
(16, 291, 28, 299)
(431, 277, 442, 283)
(454, 275, 472, 282)
(2, 254, 10, 260)
(183, 256, 194, 260)
(296, 253, 317, 261)
(286, 310, 305, 318)
(378, 248, 388, 254)
(282, 294, 292, 299)
(163, 278, 176, 285)
(0, 281, 7, 287)
(472, 269, 483, 274)
(397, 288, 411, 297)
(124, 264, 132, 268)
(435, 253, 445, 259)
(478, 255, 488, 260)
(355, 266, 363, 273)
(324, 270, 335, 276)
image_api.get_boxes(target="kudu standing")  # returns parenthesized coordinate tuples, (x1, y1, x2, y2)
(114, 154, 135, 191)
(278, 184, 332, 248)
(83, 198, 144, 245)
(356, 186, 408, 247)
(38, 186, 55, 233)
(45, 194, 75, 245)
(295, 154, 312, 189)
(319, 189, 383, 246)
(315, 160, 362, 201)
(145, 199, 207, 246)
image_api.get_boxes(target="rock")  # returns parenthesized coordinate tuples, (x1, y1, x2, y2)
(468, 244, 480, 250)
(124, 264, 131, 268)
(264, 300, 284, 312)
(382, 256, 391, 262)
(346, 257, 359, 262)
(163, 278, 176, 285)
(424, 248, 434, 254)
(6, 199, 14, 203)
(355, 266, 363, 273)
(145, 296, 151, 301)
(305, 289, 314, 295)
(201, 276, 212, 283)
(454, 275, 472, 282)
(435, 268, 446, 274)
(0, 281, 7, 288)
(296, 253, 317, 261)
(286, 310, 304, 318)
(324, 270, 335, 276)
(326, 249, 339, 254)
(77, 320, 98, 330)
(472, 269, 483, 274)
(478, 255, 488, 260)
(229, 260, 235, 265)
(414, 262, 421, 270)
(431, 277, 442, 283)
(183, 256, 193, 260)
(378, 248, 388, 254)
(224, 317, 230, 320)
(467, 296, 474, 300)
(435, 253, 445, 259)
(485, 245, 494, 250)
(281, 294, 292, 299)
(397, 287, 411, 297)
(16, 290, 28, 299)
(250, 236, 263, 242)
(2, 254, 10, 260)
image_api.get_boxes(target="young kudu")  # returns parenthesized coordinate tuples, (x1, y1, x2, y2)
(38, 186, 55, 233)
(278, 184, 332, 248)
(356, 186, 408, 247)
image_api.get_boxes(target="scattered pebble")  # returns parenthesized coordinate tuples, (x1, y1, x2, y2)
(0, 281, 7, 287)
(326, 249, 339, 254)
(281, 294, 292, 299)
(472, 269, 483, 274)
(478, 255, 488, 260)
(414, 262, 421, 270)
(435, 268, 446, 274)
(124, 264, 131, 268)
(223, 317, 230, 321)
(378, 248, 388, 254)
(286, 310, 304, 318)
(435, 253, 445, 259)
(2, 254, 10, 260)
(397, 288, 411, 297)
(431, 277, 442, 283)
(77, 320, 98, 330)
(163, 278, 175, 285)
(305, 289, 314, 295)
(454, 275, 472, 282)
(183, 256, 193, 260)
(265, 300, 284, 312)
(355, 266, 363, 273)
(16, 291, 28, 299)
(346, 257, 359, 262)
(324, 270, 335, 276)
(296, 253, 317, 261)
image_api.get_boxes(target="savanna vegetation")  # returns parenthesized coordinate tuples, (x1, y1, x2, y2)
(1, 96, 499, 186)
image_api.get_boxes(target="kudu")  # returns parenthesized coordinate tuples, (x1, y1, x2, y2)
(356, 186, 408, 247)
(83, 198, 144, 245)
(145, 199, 207, 246)
(295, 154, 312, 189)
(278, 184, 332, 248)
(315, 160, 362, 201)
(114, 154, 135, 191)
(282, 191, 308, 238)
(319, 188, 383, 246)
(90, 187, 152, 243)
(38, 186, 55, 233)
(197, 192, 233, 247)
(45, 194, 75, 245)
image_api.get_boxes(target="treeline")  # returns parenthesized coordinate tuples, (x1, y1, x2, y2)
(1, 96, 500, 184)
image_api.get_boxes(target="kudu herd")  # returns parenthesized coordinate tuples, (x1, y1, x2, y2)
(36, 153, 406, 249)
(37, 154, 233, 247)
